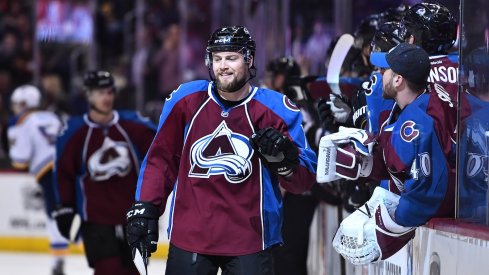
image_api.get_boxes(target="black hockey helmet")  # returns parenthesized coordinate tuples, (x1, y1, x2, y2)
(354, 14, 382, 48)
(371, 21, 408, 53)
(83, 70, 115, 91)
(205, 26, 256, 67)
(266, 56, 301, 79)
(401, 2, 457, 54)
(266, 56, 306, 101)
(381, 3, 410, 23)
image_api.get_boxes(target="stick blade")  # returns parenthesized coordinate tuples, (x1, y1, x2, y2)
(326, 34, 354, 95)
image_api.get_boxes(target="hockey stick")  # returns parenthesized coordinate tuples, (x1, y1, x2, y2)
(69, 214, 81, 242)
(133, 248, 148, 275)
(326, 34, 354, 96)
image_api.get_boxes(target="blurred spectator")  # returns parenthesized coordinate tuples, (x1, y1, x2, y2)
(303, 20, 331, 75)
(153, 23, 182, 98)
(132, 28, 159, 103)
(291, 23, 309, 76)
(40, 73, 70, 118)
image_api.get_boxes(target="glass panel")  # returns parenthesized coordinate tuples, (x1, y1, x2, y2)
(457, 0, 489, 225)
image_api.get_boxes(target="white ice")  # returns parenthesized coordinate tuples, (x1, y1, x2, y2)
(0, 251, 167, 275)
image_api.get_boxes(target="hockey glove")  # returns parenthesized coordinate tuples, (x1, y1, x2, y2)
(332, 187, 415, 265)
(52, 206, 82, 242)
(342, 182, 372, 213)
(351, 88, 368, 129)
(317, 98, 336, 132)
(317, 127, 376, 183)
(126, 201, 160, 275)
(249, 127, 299, 177)
(327, 94, 352, 124)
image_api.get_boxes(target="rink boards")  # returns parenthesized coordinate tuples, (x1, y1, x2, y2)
(0, 172, 170, 258)
(308, 203, 489, 275)
(2, 172, 489, 273)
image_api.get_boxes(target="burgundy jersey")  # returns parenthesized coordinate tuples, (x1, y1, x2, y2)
(372, 93, 455, 226)
(426, 54, 460, 143)
(136, 80, 317, 255)
(54, 111, 156, 225)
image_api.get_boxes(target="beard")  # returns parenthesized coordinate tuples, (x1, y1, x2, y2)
(215, 73, 248, 93)
(382, 78, 396, 100)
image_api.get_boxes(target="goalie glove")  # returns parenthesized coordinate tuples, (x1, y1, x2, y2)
(126, 202, 160, 275)
(332, 187, 415, 265)
(316, 126, 376, 183)
(52, 206, 82, 242)
(249, 127, 299, 177)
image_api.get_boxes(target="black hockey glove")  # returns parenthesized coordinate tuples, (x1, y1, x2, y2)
(351, 87, 368, 129)
(317, 98, 336, 132)
(249, 127, 299, 176)
(341, 182, 372, 213)
(126, 201, 160, 274)
(52, 206, 82, 242)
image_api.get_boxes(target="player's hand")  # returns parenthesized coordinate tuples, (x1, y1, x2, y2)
(317, 98, 336, 131)
(249, 127, 299, 177)
(52, 206, 82, 242)
(351, 88, 368, 129)
(126, 201, 160, 271)
(327, 94, 352, 124)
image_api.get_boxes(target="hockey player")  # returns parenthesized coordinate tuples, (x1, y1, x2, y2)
(403, 2, 459, 147)
(126, 26, 317, 275)
(342, 3, 459, 196)
(52, 70, 156, 275)
(7, 85, 68, 275)
(328, 43, 454, 264)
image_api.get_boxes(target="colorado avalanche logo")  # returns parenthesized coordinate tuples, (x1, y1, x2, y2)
(283, 96, 300, 112)
(88, 136, 132, 181)
(189, 121, 253, 184)
(400, 121, 419, 142)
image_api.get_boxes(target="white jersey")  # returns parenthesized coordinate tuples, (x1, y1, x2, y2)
(7, 111, 62, 179)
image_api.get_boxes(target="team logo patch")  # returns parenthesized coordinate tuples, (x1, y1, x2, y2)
(189, 121, 253, 184)
(400, 121, 419, 142)
(88, 136, 132, 181)
(283, 96, 300, 112)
